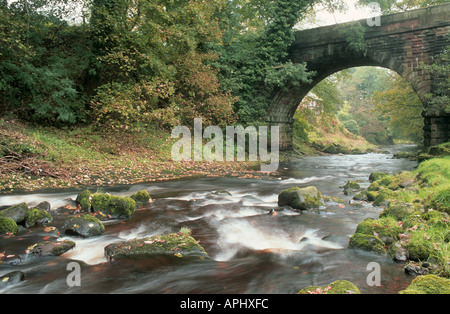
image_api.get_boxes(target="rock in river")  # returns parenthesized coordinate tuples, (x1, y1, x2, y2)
(62, 214, 105, 238)
(278, 186, 324, 210)
(105, 229, 209, 262)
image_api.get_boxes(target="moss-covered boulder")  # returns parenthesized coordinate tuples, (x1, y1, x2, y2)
(353, 190, 368, 201)
(130, 190, 151, 208)
(405, 237, 434, 262)
(62, 214, 105, 238)
(90, 193, 136, 218)
(380, 202, 417, 221)
(399, 275, 450, 294)
(372, 188, 395, 207)
(0, 202, 29, 225)
(354, 217, 402, 245)
(343, 180, 361, 195)
(348, 233, 387, 255)
(27, 240, 76, 257)
(25, 208, 53, 227)
(75, 190, 92, 212)
(278, 186, 324, 210)
(369, 172, 391, 183)
(0, 217, 18, 235)
(105, 229, 209, 262)
(298, 280, 360, 294)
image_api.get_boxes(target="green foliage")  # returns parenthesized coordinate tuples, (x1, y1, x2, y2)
(214, 0, 315, 125)
(372, 73, 424, 142)
(0, 4, 92, 125)
(336, 22, 366, 54)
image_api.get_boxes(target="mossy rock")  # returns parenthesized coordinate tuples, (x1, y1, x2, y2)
(90, 193, 136, 218)
(353, 190, 368, 201)
(130, 190, 151, 208)
(0, 217, 18, 235)
(399, 275, 450, 294)
(25, 208, 53, 227)
(62, 214, 105, 238)
(28, 240, 76, 257)
(405, 238, 434, 262)
(366, 190, 379, 202)
(389, 242, 409, 262)
(354, 217, 402, 245)
(372, 188, 394, 207)
(298, 280, 360, 294)
(0, 202, 29, 225)
(348, 233, 387, 255)
(104, 229, 209, 262)
(278, 186, 324, 210)
(343, 180, 361, 190)
(76, 190, 92, 212)
(343, 180, 361, 195)
(369, 172, 391, 183)
(380, 202, 417, 221)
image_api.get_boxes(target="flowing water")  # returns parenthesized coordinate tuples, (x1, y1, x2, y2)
(0, 145, 419, 294)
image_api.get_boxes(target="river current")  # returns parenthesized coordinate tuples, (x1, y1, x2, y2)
(0, 145, 419, 294)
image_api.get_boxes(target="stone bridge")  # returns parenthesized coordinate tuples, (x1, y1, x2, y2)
(266, 4, 450, 150)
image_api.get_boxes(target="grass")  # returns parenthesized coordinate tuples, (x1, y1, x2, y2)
(353, 153, 450, 278)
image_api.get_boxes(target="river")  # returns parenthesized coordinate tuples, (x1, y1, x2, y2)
(0, 145, 419, 294)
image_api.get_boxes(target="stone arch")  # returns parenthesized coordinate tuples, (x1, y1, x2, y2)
(266, 4, 450, 150)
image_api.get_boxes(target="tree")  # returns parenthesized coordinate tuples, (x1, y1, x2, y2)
(0, 1, 92, 124)
(371, 72, 424, 142)
(214, 0, 316, 125)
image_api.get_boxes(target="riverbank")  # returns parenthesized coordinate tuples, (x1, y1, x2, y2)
(0, 119, 275, 193)
(347, 151, 450, 289)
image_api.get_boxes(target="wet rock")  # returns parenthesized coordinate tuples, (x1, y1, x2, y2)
(105, 229, 209, 262)
(0, 271, 25, 286)
(0, 253, 21, 265)
(389, 242, 409, 262)
(32, 201, 51, 212)
(0, 202, 29, 225)
(62, 214, 105, 238)
(28, 240, 76, 257)
(278, 186, 324, 210)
